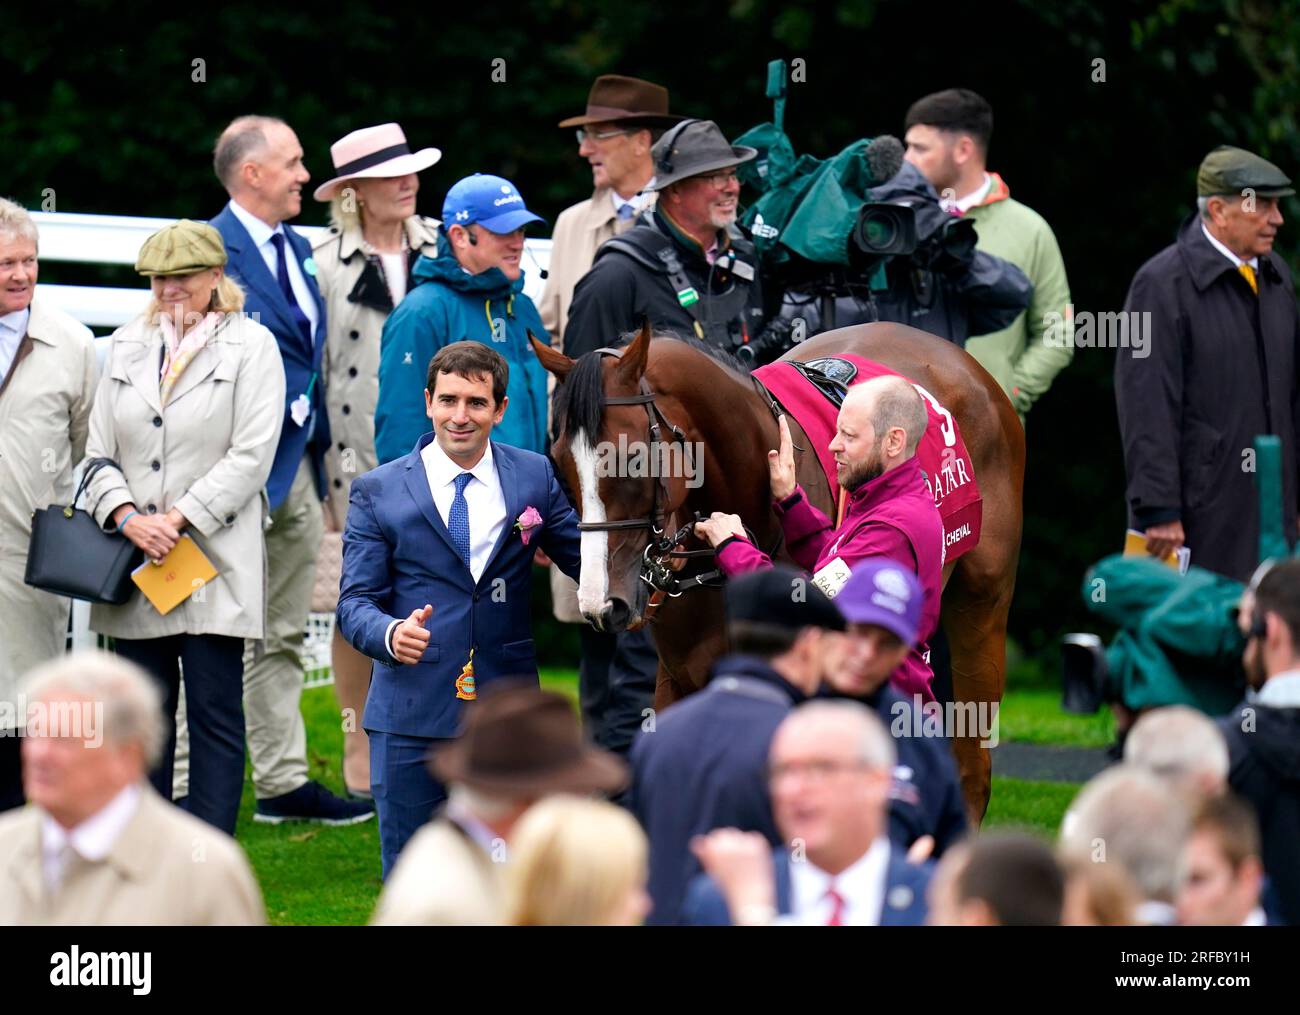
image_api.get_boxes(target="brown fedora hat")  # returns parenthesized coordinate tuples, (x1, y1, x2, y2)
(558, 74, 684, 129)
(429, 682, 628, 797)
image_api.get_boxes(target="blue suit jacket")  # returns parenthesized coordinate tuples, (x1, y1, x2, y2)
(211, 203, 329, 509)
(681, 846, 932, 926)
(337, 434, 581, 738)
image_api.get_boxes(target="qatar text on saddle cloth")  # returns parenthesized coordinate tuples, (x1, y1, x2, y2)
(753, 353, 983, 562)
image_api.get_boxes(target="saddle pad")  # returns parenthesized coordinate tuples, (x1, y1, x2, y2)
(754, 353, 983, 562)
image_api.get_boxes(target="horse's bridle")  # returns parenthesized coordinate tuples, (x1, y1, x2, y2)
(571, 347, 729, 610)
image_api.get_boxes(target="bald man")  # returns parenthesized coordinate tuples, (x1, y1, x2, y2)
(695, 376, 944, 700)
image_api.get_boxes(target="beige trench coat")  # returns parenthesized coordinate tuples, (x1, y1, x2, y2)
(0, 784, 265, 925)
(371, 817, 504, 925)
(536, 187, 654, 346)
(84, 312, 285, 640)
(313, 215, 440, 529)
(0, 296, 97, 725)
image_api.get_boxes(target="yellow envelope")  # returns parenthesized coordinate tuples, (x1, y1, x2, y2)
(1123, 529, 1190, 575)
(131, 534, 219, 615)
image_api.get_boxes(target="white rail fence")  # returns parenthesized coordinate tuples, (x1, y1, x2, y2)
(40, 211, 553, 686)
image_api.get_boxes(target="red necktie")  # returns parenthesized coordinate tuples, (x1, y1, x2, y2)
(825, 885, 846, 926)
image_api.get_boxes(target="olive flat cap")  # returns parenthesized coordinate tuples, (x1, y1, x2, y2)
(1197, 145, 1294, 198)
(135, 219, 228, 276)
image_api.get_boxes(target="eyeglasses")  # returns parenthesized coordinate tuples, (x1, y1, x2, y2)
(576, 127, 632, 145)
(768, 759, 872, 784)
(698, 170, 740, 190)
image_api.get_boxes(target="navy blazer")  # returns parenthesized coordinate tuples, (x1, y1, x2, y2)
(211, 203, 329, 510)
(337, 434, 581, 739)
(681, 845, 932, 926)
(629, 655, 798, 926)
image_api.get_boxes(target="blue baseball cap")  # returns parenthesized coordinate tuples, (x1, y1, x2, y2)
(442, 174, 545, 234)
(835, 559, 924, 647)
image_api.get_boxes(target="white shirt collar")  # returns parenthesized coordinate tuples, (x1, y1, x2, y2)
(951, 173, 992, 214)
(789, 836, 891, 924)
(228, 198, 282, 249)
(1200, 221, 1259, 271)
(42, 783, 142, 886)
(1243, 906, 1267, 926)
(1254, 670, 1300, 708)
(611, 177, 656, 215)
(444, 799, 501, 856)
(421, 434, 496, 491)
(0, 307, 30, 338)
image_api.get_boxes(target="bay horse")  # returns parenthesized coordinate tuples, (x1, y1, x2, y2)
(531, 322, 1024, 819)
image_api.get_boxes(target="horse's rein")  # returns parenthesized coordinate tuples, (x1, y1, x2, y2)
(570, 347, 789, 625)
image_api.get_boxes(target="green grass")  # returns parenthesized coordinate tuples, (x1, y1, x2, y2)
(999, 687, 1115, 747)
(984, 776, 1081, 837)
(238, 665, 1097, 923)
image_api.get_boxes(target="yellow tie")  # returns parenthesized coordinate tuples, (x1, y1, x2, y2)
(1238, 263, 1258, 295)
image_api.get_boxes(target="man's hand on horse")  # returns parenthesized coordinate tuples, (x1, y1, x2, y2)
(393, 604, 433, 665)
(768, 413, 797, 501)
(1145, 519, 1185, 561)
(694, 512, 747, 548)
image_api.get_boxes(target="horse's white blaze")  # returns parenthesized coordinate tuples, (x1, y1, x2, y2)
(572, 434, 610, 616)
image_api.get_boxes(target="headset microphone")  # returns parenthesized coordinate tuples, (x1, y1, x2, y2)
(525, 244, 549, 280)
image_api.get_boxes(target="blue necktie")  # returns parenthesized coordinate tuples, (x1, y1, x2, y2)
(616, 202, 636, 221)
(269, 232, 314, 347)
(449, 472, 473, 569)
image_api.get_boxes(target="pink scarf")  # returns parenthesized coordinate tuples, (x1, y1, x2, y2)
(159, 311, 220, 404)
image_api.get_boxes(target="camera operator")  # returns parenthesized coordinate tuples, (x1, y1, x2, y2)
(563, 119, 790, 367)
(778, 161, 1031, 347)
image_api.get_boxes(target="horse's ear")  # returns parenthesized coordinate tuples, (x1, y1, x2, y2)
(616, 319, 652, 386)
(529, 331, 574, 379)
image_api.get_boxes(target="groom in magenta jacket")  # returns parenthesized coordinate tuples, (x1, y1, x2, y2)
(338, 342, 581, 875)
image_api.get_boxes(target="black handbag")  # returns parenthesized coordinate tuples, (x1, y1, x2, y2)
(24, 457, 144, 604)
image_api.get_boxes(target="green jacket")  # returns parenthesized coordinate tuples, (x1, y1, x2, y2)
(963, 174, 1074, 417)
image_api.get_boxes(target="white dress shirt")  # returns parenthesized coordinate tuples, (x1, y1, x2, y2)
(0, 306, 30, 384)
(1201, 221, 1259, 272)
(786, 836, 891, 925)
(41, 783, 142, 894)
(611, 176, 656, 220)
(227, 200, 321, 335)
(385, 439, 509, 659)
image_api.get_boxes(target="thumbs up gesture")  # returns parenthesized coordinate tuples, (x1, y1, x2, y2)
(393, 604, 433, 665)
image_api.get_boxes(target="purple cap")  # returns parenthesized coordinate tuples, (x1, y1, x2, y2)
(835, 558, 924, 647)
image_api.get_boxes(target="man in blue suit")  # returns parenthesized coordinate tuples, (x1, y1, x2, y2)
(682, 699, 932, 925)
(211, 115, 370, 825)
(338, 342, 582, 875)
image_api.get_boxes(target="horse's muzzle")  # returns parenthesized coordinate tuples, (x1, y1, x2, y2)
(586, 597, 633, 634)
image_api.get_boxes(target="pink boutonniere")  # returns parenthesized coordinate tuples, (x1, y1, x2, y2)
(514, 505, 543, 546)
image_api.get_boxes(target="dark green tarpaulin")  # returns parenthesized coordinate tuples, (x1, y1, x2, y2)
(1080, 437, 1289, 714)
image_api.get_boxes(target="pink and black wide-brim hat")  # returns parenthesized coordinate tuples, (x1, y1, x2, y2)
(313, 122, 442, 202)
